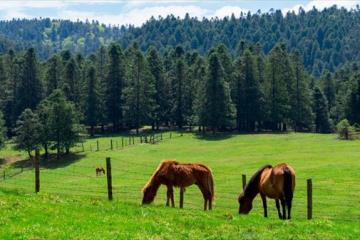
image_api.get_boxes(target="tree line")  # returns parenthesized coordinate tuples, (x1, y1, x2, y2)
(1, 41, 360, 156)
(0, 6, 360, 77)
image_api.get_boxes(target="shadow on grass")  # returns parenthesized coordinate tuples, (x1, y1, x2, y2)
(194, 132, 235, 141)
(10, 153, 86, 170)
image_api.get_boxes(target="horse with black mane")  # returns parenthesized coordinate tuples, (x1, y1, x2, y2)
(238, 163, 296, 219)
(142, 160, 214, 210)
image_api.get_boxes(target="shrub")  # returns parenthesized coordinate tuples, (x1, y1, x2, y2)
(336, 119, 358, 140)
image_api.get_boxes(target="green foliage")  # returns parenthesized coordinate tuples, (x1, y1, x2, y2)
(0, 111, 5, 149)
(46, 90, 84, 156)
(202, 51, 234, 131)
(264, 44, 291, 130)
(106, 44, 125, 131)
(16, 48, 42, 118)
(84, 66, 100, 136)
(123, 43, 157, 133)
(13, 108, 41, 157)
(346, 74, 360, 125)
(336, 119, 358, 140)
(313, 87, 332, 133)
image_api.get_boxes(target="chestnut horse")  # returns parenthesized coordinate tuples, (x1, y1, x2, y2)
(96, 167, 105, 176)
(238, 163, 296, 219)
(142, 160, 214, 210)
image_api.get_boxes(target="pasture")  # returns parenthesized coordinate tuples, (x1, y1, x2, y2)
(0, 133, 359, 239)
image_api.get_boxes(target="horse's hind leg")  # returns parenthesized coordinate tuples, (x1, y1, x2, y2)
(204, 199, 208, 211)
(280, 199, 286, 220)
(180, 187, 185, 209)
(260, 193, 267, 217)
(287, 198, 292, 219)
(275, 199, 282, 219)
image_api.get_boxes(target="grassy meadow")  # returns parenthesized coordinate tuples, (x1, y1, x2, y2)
(0, 132, 359, 239)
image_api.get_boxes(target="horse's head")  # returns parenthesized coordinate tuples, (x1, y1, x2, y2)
(142, 184, 157, 204)
(238, 193, 252, 214)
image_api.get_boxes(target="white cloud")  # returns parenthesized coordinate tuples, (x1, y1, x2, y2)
(212, 6, 248, 18)
(283, 0, 360, 13)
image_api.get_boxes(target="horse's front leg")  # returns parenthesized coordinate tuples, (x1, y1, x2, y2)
(260, 193, 267, 217)
(180, 187, 185, 209)
(166, 185, 173, 207)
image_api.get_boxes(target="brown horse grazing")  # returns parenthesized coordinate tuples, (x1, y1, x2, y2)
(96, 167, 105, 176)
(238, 163, 296, 220)
(142, 160, 214, 210)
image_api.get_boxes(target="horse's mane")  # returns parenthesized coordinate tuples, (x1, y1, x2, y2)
(243, 164, 272, 197)
(142, 160, 178, 192)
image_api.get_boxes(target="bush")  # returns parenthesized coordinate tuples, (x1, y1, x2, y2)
(336, 119, 358, 140)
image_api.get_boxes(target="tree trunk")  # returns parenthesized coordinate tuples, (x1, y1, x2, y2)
(44, 144, 48, 160)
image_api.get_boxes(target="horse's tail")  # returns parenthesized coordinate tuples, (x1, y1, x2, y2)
(208, 171, 214, 200)
(283, 167, 293, 205)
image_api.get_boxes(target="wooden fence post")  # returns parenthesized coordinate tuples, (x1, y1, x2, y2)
(140, 136, 143, 143)
(110, 139, 113, 150)
(160, 133, 163, 140)
(97, 140, 99, 151)
(128, 136, 131, 145)
(35, 149, 40, 193)
(122, 138, 124, 148)
(106, 157, 113, 201)
(3, 170, 5, 180)
(81, 142, 84, 152)
(307, 179, 312, 220)
(132, 136, 135, 145)
(242, 174, 246, 189)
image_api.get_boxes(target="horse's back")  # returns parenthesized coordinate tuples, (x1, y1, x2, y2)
(260, 163, 296, 198)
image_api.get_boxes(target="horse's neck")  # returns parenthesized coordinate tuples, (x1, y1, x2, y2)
(150, 177, 161, 192)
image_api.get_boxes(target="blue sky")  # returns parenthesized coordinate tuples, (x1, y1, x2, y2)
(0, 0, 359, 26)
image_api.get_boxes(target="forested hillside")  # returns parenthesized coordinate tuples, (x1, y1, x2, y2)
(1, 5, 360, 157)
(1, 5, 360, 76)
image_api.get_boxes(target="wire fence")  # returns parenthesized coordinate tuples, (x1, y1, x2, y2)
(0, 131, 359, 223)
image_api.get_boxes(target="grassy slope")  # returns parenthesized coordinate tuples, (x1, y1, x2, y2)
(0, 133, 359, 239)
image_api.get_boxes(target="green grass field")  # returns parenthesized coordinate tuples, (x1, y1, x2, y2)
(0, 132, 359, 239)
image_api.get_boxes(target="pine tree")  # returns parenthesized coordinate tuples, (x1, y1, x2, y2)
(2, 50, 18, 134)
(321, 71, 336, 112)
(85, 66, 100, 136)
(14, 108, 41, 158)
(123, 43, 156, 134)
(45, 55, 61, 96)
(106, 44, 125, 131)
(0, 111, 5, 149)
(16, 48, 42, 118)
(47, 90, 83, 158)
(147, 47, 168, 129)
(0, 57, 6, 109)
(96, 45, 108, 132)
(347, 75, 360, 125)
(63, 58, 80, 106)
(313, 87, 332, 133)
(172, 57, 186, 129)
(202, 51, 234, 132)
(235, 49, 265, 132)
(264, 44, 291, 131)
(36, 99, 52, 159)
(290, 52, 314, 131)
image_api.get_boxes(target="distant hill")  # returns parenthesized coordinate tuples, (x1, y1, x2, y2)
(1, 5, 359, 76)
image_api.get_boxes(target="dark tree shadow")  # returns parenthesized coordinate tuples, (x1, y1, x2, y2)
(10, 153, 86, 170)
(40, 153, 86, 169)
